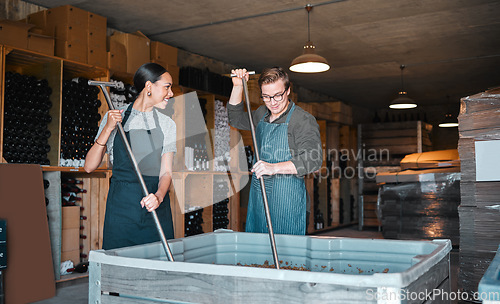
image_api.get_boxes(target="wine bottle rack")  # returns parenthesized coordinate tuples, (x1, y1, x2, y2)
(41, 169, 109, 281)
(2, 72, 52, 164)
(213, 99, 231, 172)
(213, 177, 230, 230)
(60, 78, 101, 167)
(0, 46, 109, 168)
(184, 208, 203, 237)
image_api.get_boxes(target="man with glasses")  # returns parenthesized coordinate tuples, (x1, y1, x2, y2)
(228, 67, 322, 235)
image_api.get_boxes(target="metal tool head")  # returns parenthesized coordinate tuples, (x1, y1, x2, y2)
(226, 71, 256, 77)
(88, 80, 125, 90)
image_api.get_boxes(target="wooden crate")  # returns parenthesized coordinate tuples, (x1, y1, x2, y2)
(359, 121, 432, 157)
(357, 121, 432, 229)
(297, 101, 352, 125)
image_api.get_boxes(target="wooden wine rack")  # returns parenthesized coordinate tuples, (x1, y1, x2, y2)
(0, 44, 249, 282)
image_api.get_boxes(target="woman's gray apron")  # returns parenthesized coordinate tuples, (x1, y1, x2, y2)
(102, 103, 174, 250)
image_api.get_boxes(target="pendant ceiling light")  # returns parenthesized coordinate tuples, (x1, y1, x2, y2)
(438, 113, 459, 128)
(439, 97, 458, 127)
(289, 4, 330, 73)
(389, 65, 417, 109)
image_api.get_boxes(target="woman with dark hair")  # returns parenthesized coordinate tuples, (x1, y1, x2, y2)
(84, 63, 176, 250)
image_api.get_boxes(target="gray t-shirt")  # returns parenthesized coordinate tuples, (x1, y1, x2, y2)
(95, 105, 177, 164)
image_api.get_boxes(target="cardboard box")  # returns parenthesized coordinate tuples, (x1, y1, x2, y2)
(61, 228, 79, 252)
(26, 10, 48, 35)
(88, 11, 106, 33)
(45, 5, 89, 62)
(330, 101, 352, 116)
(150, 41, 178, 66)
(51, 23, 87, 62)
(0, 20, 33, 49)
(27, 32, 54, 55)
(400, 149, 460, 170)
(54, 23, 87, 42)
(88, 23, 107, 67)
(88, 11, 107, 67)
(62, 206, 80, 229)
(87, 29, 108, 67)
(56, 40, 87, 63)
(151, 59, 179, 84)
(167, 64, 180, 85)
(61, 249, 80, 265)
(110, 31, 150, 74)
(46, 5, 88, 35)
(107, 39, 127, 72)
(88, 47, 107, 67)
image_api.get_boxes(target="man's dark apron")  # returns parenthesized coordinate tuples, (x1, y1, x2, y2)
(246, 103, 307, 235)
(102, 103, 174, 250)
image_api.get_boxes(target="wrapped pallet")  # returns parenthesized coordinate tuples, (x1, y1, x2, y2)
(457, 87, 500, 297)
(376, 151, 461, 245)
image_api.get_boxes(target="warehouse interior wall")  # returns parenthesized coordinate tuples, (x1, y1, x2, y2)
(1, 0, 458, 141)
(0, 0, 44, 20)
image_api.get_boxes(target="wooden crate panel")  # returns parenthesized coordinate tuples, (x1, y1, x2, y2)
(363, 218, 381, 227)
(362, 128, 418, 139)
(362, 195, 378, 204)
(362, 137, 417, 147)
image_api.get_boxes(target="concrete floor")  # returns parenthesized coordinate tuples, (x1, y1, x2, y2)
(31, 225, 462, 304)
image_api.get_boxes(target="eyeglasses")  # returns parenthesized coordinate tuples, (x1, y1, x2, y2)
(261, 89, 287, 103)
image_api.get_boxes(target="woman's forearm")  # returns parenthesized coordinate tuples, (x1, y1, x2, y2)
(84, 129, 113, 173)
(155, 174, 172, 203)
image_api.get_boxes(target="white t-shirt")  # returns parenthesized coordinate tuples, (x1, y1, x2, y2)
(95, 105, 177, 164)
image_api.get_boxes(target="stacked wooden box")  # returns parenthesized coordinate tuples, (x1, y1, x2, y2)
(108, 32, 179, 82)
(357, 121, 432, 228)
(61, 205, 80, 265)
(26, 5, 180, 80)
(457, 88, 500, 296)
(0, 19, 54, 56)
(296, 101, 352, 125)
(27, 5, 107, 66)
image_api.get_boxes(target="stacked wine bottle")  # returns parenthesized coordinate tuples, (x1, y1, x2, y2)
(184, 141, 210, 171)
(179, 66, 233, 97)
(313, 177, 325, 230)
(2, 72, 52, 164)
(44, 179, 50, 221)
(244, 146, 254, 172)
(214, 99, 231, 171)
(213, 178, 230, 230)
(184, 209, 204, 237)
(326, 159, 333, 227)
(61, 177, 86, 207)
(109, 79, 136, 108)
(60, 77, 101, 167)
(184, 96, 210, 171)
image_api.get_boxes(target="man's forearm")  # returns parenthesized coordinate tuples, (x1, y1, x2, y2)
(229, 85, 244, 105)
(273, 161, 298, 175)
